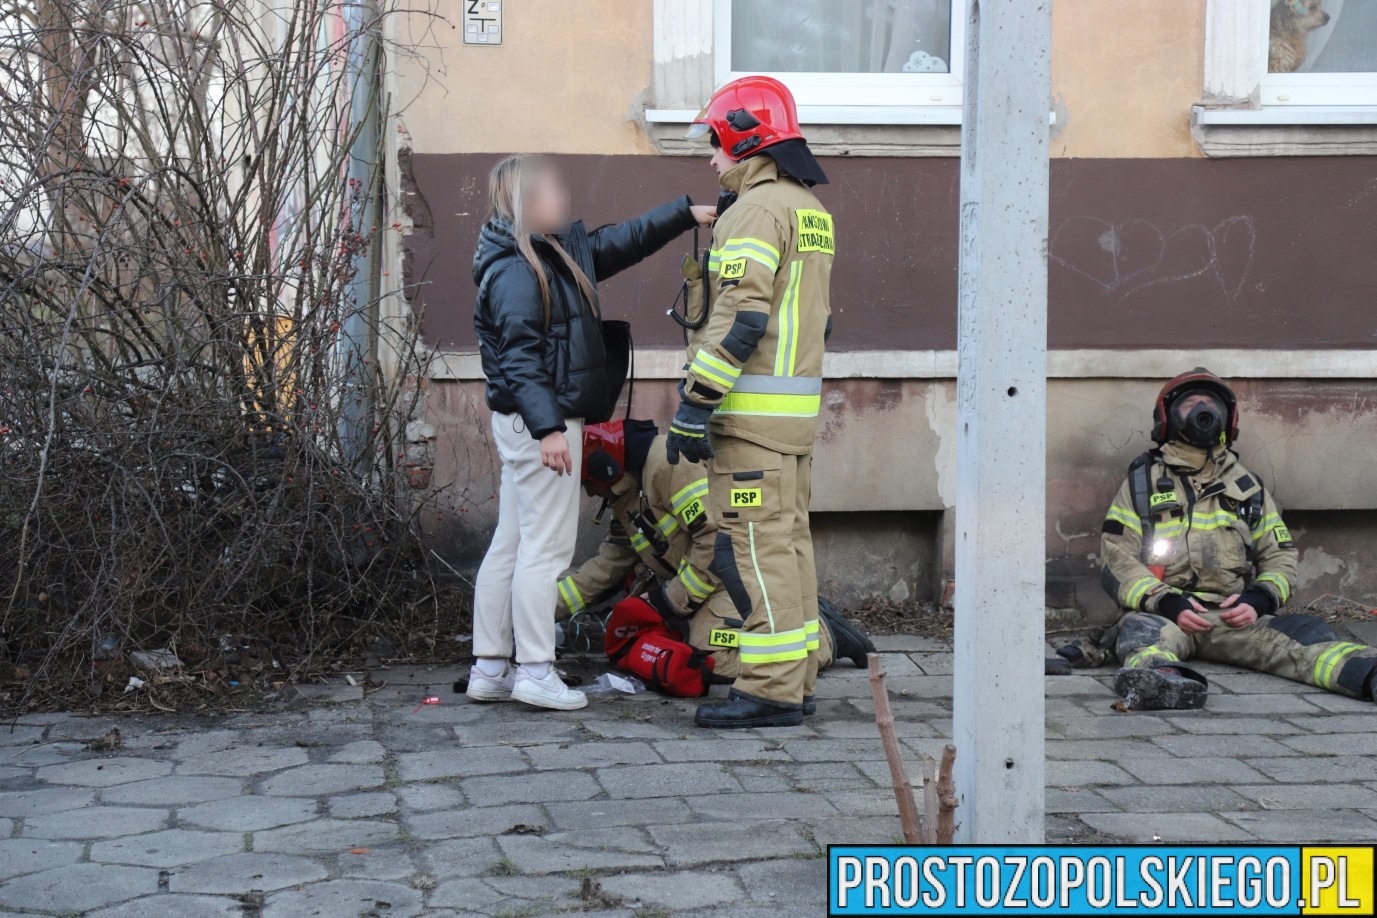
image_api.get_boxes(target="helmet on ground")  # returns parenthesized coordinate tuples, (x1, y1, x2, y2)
(1152, 368, 1239, 447)
(686, 76, 804, 160)
(582, 421, 627, 498)
(582, 419, 659, 498)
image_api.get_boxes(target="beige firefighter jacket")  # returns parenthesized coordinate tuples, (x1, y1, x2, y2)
(555, 435, 719, 619)
(681, 156, 833, 455)
(1100, 442, 1297, 615)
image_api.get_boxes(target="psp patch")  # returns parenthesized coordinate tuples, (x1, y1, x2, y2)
(1149, 491, 1179, 509)
(709, 629, 739, 649)
(719, 258, 747, 280)
(796, 209, 835, 254)
(730, 487, 763, 508)
(680, 498, 706, 526)
(1274, 524, 1294, 546)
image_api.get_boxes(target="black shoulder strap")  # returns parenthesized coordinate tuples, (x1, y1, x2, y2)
(1126, 449, 1160, 537)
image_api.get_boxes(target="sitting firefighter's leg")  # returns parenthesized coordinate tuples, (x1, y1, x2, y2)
(696, 436, 807, 728)
(686, 591, 745, 682)
(1197, 613, 1377, 701)
(1114, 612, 1208, 710)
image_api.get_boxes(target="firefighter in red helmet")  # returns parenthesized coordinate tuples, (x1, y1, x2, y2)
(664, 76, 837, 728)
(1095, 369, 1377, 709)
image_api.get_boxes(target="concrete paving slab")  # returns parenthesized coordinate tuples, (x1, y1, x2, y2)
(36, 756, 172, 787)
(101, 775, 242, 806)
(90, 828, 243, 867)
(262, 880, 423, 918)
(252, 818, 399, 854)
(87, 894, 244, 918)
(23, 805, 168, 840)
(0, 787, 95, 818)
(168, 853, 329, 894)
(258, 763, 385, 797)
(0, 838, 83, 881)
(0, 863, 160, 913)
(177, 795, 318, 832)
(1224, 809, 1377, 843)
(598, 868, 744, 910)
(1080, 812, 1256, 843)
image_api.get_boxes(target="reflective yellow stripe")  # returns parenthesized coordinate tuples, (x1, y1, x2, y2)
(1251, 513, 1283, 540)
(773, 261, 803, 377)
(804, 618, 820, 651)
(1124, 576, 1158, 610)
(711, 237, 781, 272)
(656, 513, 679, 539)
(747, 521, 774, 632)
(690, 350, 741, 390)
(1105, 505, 1142, 535)
(558, 577, 585, 616)
(629, 531, 651, 553)
(677, 561, 713, 601)
(670, 479, 709, 515)
(1126, 644, 1180, 669)
(739, 627, 809, 663)
(1313, 643, 1364, 689)
(717, 391, 821, 418)
(1256, 571, 1292, 605)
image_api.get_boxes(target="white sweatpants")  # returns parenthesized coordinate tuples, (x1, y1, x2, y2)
(472, 412, 583, 665)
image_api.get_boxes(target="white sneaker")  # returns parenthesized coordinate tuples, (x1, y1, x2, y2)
(511, 669, 587, 711)
(466, 664, 515, 702)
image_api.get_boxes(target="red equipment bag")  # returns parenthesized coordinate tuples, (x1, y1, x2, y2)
(604, 597, 715, 698)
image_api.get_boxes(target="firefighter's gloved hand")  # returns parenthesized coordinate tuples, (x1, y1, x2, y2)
(667, 400, 714, 465)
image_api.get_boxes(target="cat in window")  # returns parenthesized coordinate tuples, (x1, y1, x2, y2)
(1269, 0, 1331, 73)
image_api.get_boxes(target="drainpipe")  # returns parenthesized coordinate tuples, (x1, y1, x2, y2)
(339, 0, 383, 473)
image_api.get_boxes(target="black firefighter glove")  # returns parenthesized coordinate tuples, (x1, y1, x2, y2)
(666, 397, 714, 465)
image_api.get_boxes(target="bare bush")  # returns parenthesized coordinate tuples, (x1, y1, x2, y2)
(0, 0, 445, 710)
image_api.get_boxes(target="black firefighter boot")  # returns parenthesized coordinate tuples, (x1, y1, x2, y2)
(1114, 664, 1208, 711)
(695, 690, 804, 729)
(819, 599, 877, 668)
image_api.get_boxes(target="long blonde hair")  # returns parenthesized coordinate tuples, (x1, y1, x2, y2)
(487, 155, 598, 326)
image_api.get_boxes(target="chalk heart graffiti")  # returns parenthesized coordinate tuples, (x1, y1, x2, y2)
(1050, 215, 1257, 305)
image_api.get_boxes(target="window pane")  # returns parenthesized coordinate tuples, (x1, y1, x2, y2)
(1269, 0, 1377, 73)
(730, 0, 952, 74)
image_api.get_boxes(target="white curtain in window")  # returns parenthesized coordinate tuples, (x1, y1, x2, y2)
(731, 0, 952, 74)
(1297, 0, 1377, 73)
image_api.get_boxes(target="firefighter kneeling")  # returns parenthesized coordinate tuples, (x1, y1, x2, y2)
(555, 420, 873, 691)
(1095, 369, 1377, 709)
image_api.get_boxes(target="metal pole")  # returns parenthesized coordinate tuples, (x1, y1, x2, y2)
(951, 0, 1050, 843)
(340, 0, 383, 472)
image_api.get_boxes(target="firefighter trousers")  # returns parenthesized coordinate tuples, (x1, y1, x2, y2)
(686, 589, 834, 682)
(707, 434, 820, 707)
(1116, 610, 1377, 700)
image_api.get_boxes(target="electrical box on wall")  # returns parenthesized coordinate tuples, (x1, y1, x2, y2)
(463, 0, 502, 45)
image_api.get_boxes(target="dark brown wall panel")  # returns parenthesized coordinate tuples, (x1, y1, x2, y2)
(405, 153, 1377, 351)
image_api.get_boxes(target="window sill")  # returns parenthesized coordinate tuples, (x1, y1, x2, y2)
(1192, 104, 1377, 156)
(643, 105, 963, 157)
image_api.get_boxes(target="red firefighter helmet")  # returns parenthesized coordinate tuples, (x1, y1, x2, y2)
(687, 76, 805, 160)
(582, 421, 626, 497)
(1152, 368, 1240, 446)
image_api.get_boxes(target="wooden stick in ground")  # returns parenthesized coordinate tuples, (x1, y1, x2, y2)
(936, 743, 959, 843)
(867, 653, 923, 844)
(920, 753, 939, 845)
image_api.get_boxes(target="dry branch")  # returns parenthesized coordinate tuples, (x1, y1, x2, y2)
(867, 652, 923, 843)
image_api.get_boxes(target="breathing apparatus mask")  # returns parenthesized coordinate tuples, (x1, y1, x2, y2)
(1168, 390, 1228, 449)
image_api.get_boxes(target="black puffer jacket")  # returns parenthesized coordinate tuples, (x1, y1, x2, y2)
(473, 197, 696, 439)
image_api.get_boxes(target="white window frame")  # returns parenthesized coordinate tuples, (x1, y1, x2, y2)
(1204, 0, 1377, 111)
(713, 0, 964, 110)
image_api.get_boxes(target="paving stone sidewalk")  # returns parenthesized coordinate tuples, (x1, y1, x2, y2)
(1, 635, 1375, 917)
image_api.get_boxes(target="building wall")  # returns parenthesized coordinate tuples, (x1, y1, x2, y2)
(394, 2, 1377, 617)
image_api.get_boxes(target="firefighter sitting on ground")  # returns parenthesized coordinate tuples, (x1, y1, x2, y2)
(555, 419, 874, 681)
(1095, 368, 1377, 710)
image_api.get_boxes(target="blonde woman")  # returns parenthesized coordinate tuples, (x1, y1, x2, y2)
(468, 155, 714, 710)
